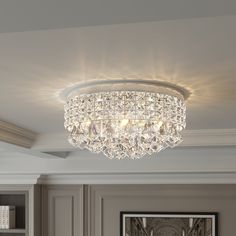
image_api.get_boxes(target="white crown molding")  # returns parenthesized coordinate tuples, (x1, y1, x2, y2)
(32, 129, 236, 152)
(0, 174, 41, 185)
(0, 120, 69, 159)
(38, 172, 236, 185)
(1, 171, 236, 185)
(0, 141, 68, 159)
(0, 120, 37, 148)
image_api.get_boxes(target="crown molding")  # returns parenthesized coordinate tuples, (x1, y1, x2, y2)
(0, 120, 68, 159)
(1, 171, 236, 185)
(0, 174, 41, 185)
(38, 172, 236, 185)
(0, 120, 37, 148)
(0, 141, 69, 159)
(1, 172, 236, 185)
(32, 129, 236, 152)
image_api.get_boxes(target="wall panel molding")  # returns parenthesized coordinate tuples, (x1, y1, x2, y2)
(89, 185, 236, 236)
(42, 185, 84, 236)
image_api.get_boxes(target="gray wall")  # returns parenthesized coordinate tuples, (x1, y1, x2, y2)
(89, 185, 236, 236)
(42, 184, 236, 236)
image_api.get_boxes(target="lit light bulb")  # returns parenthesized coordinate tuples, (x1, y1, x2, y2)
(120, 119, 129, 127)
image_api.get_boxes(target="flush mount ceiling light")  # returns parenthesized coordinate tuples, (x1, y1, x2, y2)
(62, 80, 188, 159)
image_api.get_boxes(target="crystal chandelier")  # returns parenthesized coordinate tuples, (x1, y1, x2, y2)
(63, 80, 187, 159)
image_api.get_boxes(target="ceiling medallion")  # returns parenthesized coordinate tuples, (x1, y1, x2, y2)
(63, 80, 188, 159)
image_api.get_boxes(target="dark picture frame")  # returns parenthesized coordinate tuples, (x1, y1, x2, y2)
(120, 212, 218, 236)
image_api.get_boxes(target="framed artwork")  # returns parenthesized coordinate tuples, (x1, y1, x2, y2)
(120, 212, 218, 236)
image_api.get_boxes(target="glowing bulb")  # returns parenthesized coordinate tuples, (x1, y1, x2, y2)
(120, 119, 129, 127)
(157, 120, 164, 129)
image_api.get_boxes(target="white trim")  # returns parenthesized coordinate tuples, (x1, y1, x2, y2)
(0, 141, 67, 159)
(0, 121, 66, 159)
(0, 174, 41, 184)
(0, 120, 36, 148)
(0, 146, 235, 178)
(37, 172, 236, 185)
(1, 172, 236, 185)
(59, 79, 189, 100)
(32, 129, 236, 152)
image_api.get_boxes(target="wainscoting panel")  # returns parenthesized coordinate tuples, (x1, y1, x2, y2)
(89, 185, 236, 236)
(42, 185, 84, 236)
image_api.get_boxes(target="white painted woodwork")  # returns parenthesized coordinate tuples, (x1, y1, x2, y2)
(1, 146, 236, 178)
(0, 175, 40, 185)
(0, 121, 36, 148)
(37, 172, 236, 185)
(3, 172, 236, 185)
(0, 141, 68, 159)
(0, 121, 67, 159)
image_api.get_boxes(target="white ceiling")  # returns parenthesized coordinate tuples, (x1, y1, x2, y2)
(0, 1, 236, 181)
(0, 13, 236, 133)
(1, 0, 236, 33)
